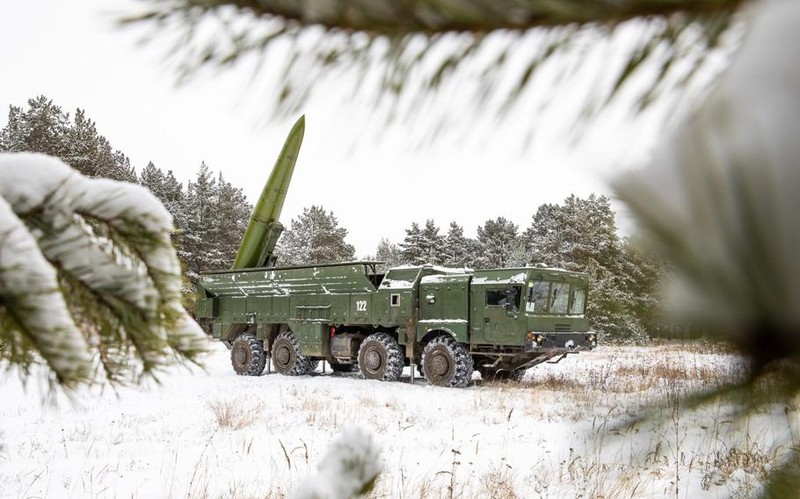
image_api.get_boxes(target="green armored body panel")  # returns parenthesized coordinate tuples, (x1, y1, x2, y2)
(196, 118, 596, 387)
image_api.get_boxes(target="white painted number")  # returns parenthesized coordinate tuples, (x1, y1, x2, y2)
(356, 300, 367, 312)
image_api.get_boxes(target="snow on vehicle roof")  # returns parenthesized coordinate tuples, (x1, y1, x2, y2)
(471, 272, 529, 285)
(420, 274, 471, 284)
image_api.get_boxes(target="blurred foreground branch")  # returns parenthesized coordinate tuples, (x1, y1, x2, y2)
(0, 153, 207, 388)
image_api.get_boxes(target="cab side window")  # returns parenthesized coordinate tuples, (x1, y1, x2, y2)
(486, 287, 521, 312)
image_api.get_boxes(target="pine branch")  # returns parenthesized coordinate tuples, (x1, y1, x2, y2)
(123, 0, 743, 130)
(0, 153, 208, 388)
(127, 0, 745, 33)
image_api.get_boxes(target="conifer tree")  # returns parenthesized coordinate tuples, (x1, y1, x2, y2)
(180, 162, 217, 282)
(276, 206, 355, 265)
(443, 222, 476, 268)
(374, 238, 403, 271)
(0, 96, 70, 156)
(212, 172, 251, 268)
(139, 162, 187, 243)
(160, 169, 187, 230)
(525, 194, 655, 343)
(400, 219, 445, 265)
(139, 161, 165, 195)
(419, 219, 446, 264)
(399, 222, 423, 265)
(0, 96, 136, 182)
(475, 217, 520, 269)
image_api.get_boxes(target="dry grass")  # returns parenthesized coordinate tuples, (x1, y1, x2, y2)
(479, 467, 518, 499)
(8, 341, 791, 499)
(310, 343, 783, 498)
(208, 399, 263, 430)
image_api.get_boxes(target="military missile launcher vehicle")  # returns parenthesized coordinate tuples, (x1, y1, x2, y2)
(195, 116, 596, 387)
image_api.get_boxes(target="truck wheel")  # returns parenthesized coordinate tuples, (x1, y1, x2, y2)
(230, 333, 266, 376)
(422, 336, 474, 388)
(358, 333, 404, 381)
(272, 331, 314, 376)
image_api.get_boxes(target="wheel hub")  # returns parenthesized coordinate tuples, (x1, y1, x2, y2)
(366, 349, 382, 370)
(276, 346, 290, 365)
(430, 353, 449, 376)
(234, 347, 247, 366)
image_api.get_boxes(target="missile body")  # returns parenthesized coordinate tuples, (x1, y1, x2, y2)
(231, 115, 305, 269)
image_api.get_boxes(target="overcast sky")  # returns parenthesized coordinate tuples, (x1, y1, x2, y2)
(0, 0, 675, 256)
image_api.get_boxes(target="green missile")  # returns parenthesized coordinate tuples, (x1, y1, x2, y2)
(232, 115, 305, 269)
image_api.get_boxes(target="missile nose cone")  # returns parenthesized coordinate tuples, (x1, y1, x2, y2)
(290, 115, 305, 139)
(284, 115, 305, 161)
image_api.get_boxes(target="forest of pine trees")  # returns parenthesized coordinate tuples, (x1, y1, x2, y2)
(0, 96, 253, 300)
(1, 95, 661, 343)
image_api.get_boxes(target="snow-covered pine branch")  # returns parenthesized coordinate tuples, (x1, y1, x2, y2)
(290, 427, 381, 499)
(0, 152, 207, 387)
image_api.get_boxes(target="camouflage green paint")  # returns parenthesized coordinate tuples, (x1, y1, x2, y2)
(197, 263, 594, 354)
(232, 115, 305, 269)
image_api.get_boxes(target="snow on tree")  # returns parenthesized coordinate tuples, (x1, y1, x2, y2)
(0, 153, 206, 387)
(0, 98, 253, 301)
(291, 427, 381, 499)
(140, 162, 185, 223)
(442, 221, 478, 268)
(65, 108, 137, 182)
(211, 172, 251, 267)
(474, 217, 520, 269)
(373, 238, 403, 272)
(139, 161, 166, 196)
(399, 222, 423, 265)
(180, 162, 218, 283)
(0, 96, 70, 157)
(177, 162, 252, 289)
(400, 219, 445, 265)
(276, 206, 355, 266)
(524, 194, 618, 269)
(419, 219, 446, 264)
(1, 96, 136, 182)
(524, 194, 656, 343)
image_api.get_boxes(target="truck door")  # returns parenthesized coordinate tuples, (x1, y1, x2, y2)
(474, 286, 522, 344)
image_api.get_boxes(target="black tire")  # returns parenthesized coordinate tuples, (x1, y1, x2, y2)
(330, 361, 357, 373)
(422, 336, 474, 388)
(357, 333, 404, 381)
(230, 333, 266, 376)
(272, 331, 315, 376)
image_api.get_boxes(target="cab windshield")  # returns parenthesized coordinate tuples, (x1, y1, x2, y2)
(526, 280, 586, 315)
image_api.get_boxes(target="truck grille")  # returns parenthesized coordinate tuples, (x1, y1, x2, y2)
(554, 323, 571, 332)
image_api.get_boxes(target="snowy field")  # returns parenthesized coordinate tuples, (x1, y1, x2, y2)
(1, 341, 796, 498)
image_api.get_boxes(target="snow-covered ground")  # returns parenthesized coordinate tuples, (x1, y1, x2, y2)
(1, 342, 795, 498)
